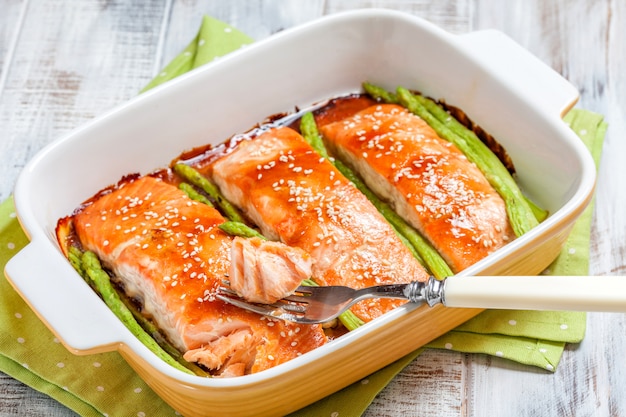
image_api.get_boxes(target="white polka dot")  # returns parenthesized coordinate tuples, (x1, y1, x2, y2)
(22, 363, 29, 369)
(560, 324, 569, 330)
(134, 387, 142, 393)
(495, 351, 504, 357)
(183, 51, 192, 57)
(9, 212, 16, 218)
(361, 379, 369, 385)
(14, 313, 22, 319)
(17, 337, 25, 344)
(137, 412, 146, 417)
(568, 248, 576, 255)
(159, 71, 167, 77)
(7, 242, 15, 250)
(53, 338, 60, 344)
(331, 413, 339, 417)
(97, 386, 105, 392)
(539, 348, 547, 353)
(93, 362, 102, 368)
(546, 364, 554, 371)
(224, 27, 232, 33)
(198, 39, 206, 46)
(508, 320, 517, 326)
(579, 129, 588, 136)
(444, 343, 453, 349)
(57, 362, 65, 368)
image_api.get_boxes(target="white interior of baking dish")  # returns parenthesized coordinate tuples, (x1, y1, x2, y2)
(6, 9, 595, 387)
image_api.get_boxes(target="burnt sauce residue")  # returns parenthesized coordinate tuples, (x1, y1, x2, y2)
(175, 93, 515, 176)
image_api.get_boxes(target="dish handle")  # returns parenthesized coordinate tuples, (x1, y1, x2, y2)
(458, 29, 579, 118)
(5, 240, 127, 354)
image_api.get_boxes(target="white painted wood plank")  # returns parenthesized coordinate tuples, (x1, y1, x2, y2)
(161, 0, 326, 69)
(324, 0, 472, 33)
(365, 349, 467, 417)
(0, 0, 168, 202)
(0, 0, 28, 92)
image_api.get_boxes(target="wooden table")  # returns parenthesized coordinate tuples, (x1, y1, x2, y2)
(1, 1, 624, 416)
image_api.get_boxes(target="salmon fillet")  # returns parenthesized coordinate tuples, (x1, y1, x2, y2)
(209, 127, 430, 322)
(72, 176, 326, 376)
(318, 103, 515, 272)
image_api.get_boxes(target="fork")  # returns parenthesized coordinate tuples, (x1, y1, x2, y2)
(217, 274, 626, 324)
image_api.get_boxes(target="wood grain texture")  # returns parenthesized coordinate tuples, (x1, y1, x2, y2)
(1, 0, 624, 416)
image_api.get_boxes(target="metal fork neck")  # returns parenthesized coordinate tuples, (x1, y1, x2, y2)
(403, 277, 445, 307)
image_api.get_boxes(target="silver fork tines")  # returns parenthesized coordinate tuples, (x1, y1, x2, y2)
(216, 286, 314, 322)
(216, 279, 440, 324)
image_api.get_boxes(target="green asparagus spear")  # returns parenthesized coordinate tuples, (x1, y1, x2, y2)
(179, 182, 214, 207)
(80, 250, 195, 375)
(67, 245, 86, 280)
(300, 112, 329, 159)
(173, 163, 247, 224)
(362, 82, 399, 104)
(299, 112, 453, 279)
(395, 86, 539, 236)
(526, 196, 549, 223)
(219, 221, 266, 240)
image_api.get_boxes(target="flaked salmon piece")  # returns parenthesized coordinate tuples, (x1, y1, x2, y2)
(229, 236, 312, 304)
(318, 103, 516, 272)
(209, 127, 430, 323)
(72, 176, 326, 376)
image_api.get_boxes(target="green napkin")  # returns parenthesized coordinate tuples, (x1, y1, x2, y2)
(0, 15, 607, 417)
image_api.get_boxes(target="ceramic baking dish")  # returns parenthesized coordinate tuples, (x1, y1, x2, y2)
(5, 9, 595, 417)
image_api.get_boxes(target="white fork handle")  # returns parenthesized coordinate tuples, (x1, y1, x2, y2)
(442, 275, 626, 312)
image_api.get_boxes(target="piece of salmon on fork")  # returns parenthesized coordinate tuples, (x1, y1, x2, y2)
(72, 175, 326, 377)
(208, 126, 431, 323)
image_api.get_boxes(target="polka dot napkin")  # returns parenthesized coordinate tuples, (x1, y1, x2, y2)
(0, 15, 607, 417)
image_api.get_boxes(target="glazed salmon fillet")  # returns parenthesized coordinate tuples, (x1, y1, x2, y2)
(318, 104, 515, 272)
(209, 127, 430, 322)
(72, 176, 326, 376)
